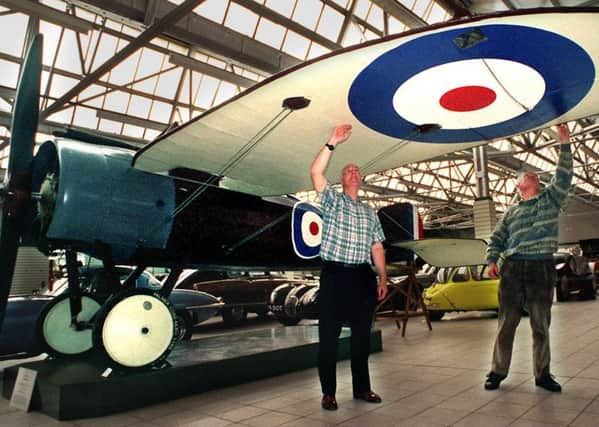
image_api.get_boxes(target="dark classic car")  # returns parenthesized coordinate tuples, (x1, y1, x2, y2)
(554, 253, 596, 301)
(0, 267, 223, 359)
(175, 270, 315, 325)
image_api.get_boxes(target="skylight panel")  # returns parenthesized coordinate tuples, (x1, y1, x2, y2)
(427, 2, 450, 24)
(255, 18, 285, 49)
(194, 0, 228, 24)
(265, 0, 295, 18)
(282, 30, 310, 59)
(98, 118, 122, 134)
(48, 74, 79, 98)
(54, 30, 83, 75)
(340, 23, 364, 46)
(46, 106, 74, 125)
(354, 0, 371, 20)
(128, 95, 152, 119)
(104, 90, 130, 114)
(73, 106, 99, 129)
(306, 42, 330, 60)
(133, 76, 159, 95)
(293, 0, 322, 31)
(213, 81, 238, 106)
(149, 101, 173, 124)
(109, 51, 141, 86)
(145, 129, 161, 141)
(0, 59, 19, 89)
(155, 68, 183, 98)
(39, 21, 63, 67)
(316, 6, 344, 42)
(195, 75, 220, 109)
(90, 33, 119, 73)
(366, 4, 384, 29)
(136, 48, 164, 80)
(330, 0, 349, 8)
(387, 16, 407, 34)
(225, 3, 259, 37)
(0, 12, 26, 58)
(78, 84, 105, 108)
(413, 0, 430, 18)
(123, 123, 144, 139)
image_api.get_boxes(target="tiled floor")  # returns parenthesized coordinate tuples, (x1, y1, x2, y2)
(2, 299, 599, 426)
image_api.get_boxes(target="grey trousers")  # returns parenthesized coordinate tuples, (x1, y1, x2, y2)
(491, 258, 556, 379)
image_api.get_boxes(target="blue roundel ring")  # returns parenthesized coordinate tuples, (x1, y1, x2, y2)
(291, 202, 322, 259)
(348, 24, 595, 143)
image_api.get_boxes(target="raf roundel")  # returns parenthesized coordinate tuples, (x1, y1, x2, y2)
(292, 202, 323, 259)
(348, 24, 595, 143)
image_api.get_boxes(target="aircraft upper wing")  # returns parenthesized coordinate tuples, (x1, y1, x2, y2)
(133, 8, 599, 196)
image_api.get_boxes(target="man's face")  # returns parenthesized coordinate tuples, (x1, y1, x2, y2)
(341, 164, 362, 188)
(516, 172, 540, 196)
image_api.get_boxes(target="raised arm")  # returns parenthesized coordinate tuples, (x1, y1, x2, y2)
(310, 124, 352, 193)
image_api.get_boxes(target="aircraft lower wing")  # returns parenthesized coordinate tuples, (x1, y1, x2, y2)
(393, 238, 489, 268)
(133, 8, 599, 196)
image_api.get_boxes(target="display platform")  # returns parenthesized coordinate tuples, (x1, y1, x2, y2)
(2, 325, 382, 420)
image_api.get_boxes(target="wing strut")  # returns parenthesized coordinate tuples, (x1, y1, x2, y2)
(141, 97, 310, 243)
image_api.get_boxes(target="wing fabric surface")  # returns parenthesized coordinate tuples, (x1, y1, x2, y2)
(133, 9, 599, 196)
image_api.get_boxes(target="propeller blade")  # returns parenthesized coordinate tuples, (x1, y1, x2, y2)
(0, 34, 43, 332)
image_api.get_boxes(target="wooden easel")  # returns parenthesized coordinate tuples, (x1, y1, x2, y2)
(374, 264, 432, 337)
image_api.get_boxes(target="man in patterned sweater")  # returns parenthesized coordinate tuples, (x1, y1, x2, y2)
(310, 124, 388, 411)
(485, 123, 573, 392)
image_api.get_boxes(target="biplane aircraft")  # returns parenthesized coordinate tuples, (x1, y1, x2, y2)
(1, 7, 598, 369)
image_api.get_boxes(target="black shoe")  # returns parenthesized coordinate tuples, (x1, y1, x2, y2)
(484, 372, 506, 390)
(535, 374, 562, 392)
(353, 390, 382, 403)
(321, 394, 338, 410)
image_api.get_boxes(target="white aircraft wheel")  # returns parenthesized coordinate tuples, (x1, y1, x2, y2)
(94, 289, 177, 368)
(36, 292, 101, 357)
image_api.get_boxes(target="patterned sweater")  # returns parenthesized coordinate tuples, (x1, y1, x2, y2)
(487, 144, 573, 263)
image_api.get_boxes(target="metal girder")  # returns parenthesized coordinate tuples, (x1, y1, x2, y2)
(96, 110, 168, 132)
(41, 0, 209, 119)
(0, 110, 146, 147)
(76, 0, 301, 75)
(371, 0, 427, 28)
(168, 53, 256, 88)
(232, 0, 340, 51)
(0, 0, 93, 33)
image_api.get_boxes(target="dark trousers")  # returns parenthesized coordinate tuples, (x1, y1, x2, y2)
(491, 258, 555, 379)
(318, 261, 378, 396)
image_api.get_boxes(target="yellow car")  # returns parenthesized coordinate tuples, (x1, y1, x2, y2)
(423, 265, 499, 321)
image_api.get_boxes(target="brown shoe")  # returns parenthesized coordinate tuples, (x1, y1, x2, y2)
(353, 390, 382, 403)
(321, 394, 338, 410)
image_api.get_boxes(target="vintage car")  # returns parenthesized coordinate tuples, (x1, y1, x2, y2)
(554, 253, 597, 301)
(0, 267, 222, 359)
(175, 270, 315, 325)
(422, 264, 500, 321)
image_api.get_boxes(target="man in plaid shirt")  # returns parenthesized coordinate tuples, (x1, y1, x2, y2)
(310, 124, 388, 411)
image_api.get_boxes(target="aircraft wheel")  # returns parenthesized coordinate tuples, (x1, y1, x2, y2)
(36, 292, 102, 357)
(556, 275, 569, 302)
(93, 289, 177, 368)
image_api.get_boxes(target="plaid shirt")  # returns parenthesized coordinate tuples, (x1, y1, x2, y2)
(318, 184, 385, 264)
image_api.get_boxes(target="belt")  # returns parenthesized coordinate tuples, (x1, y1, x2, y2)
(324, 260, 369, 269)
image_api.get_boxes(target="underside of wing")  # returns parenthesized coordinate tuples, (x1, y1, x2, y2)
(133, 8, 599, 196)
(393, 238, 488, 267)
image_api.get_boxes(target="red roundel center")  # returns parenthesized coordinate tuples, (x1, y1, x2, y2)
(309, 222, 319, 236)
(439, 86, 497, 112)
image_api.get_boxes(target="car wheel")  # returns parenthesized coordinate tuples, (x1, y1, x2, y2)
(175, 310, 193, 341)
(427, 310, 444, 321)
(36, 292, 102, 358)
(222, 306, 248, 325)
(556, 275, 569, 302)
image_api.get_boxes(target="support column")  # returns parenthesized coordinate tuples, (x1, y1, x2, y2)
(472, 146, 496, 239)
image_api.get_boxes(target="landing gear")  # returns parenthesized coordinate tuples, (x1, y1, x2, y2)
(93, 288, 178, 369)
(36, 292, 102, 357)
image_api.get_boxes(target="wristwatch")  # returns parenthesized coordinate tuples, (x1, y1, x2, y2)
(325, 143, 335, 151)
